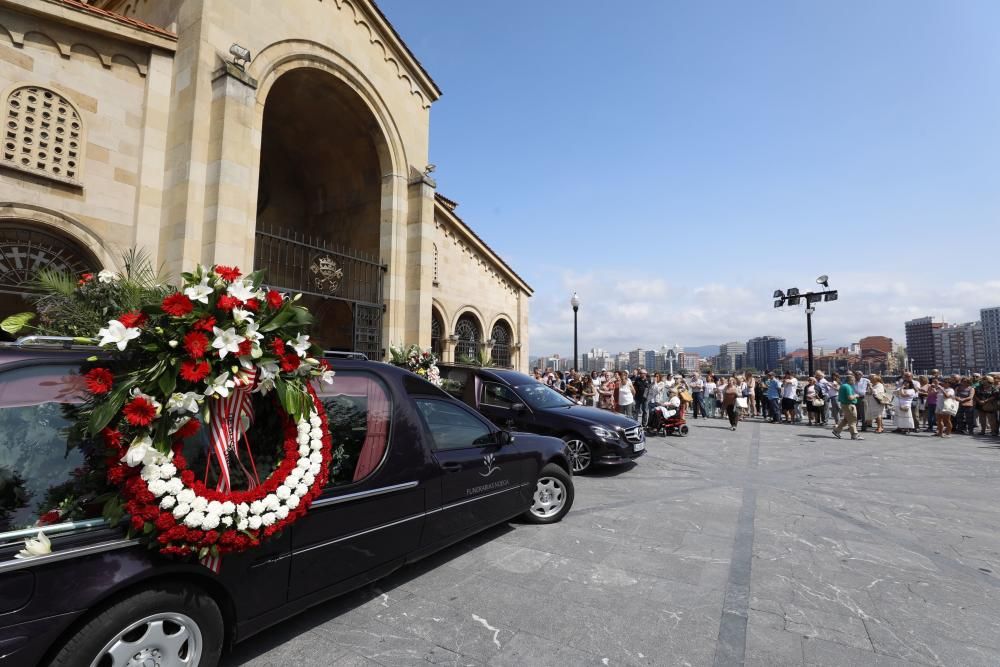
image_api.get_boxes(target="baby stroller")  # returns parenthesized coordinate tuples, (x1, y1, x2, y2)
(648, 403, 689, 437)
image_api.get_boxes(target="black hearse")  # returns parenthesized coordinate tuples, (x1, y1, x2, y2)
(0, 342, 573, 667)
(438, 366, 645, 473)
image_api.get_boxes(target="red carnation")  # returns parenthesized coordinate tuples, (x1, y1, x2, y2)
(266, 290, 283, 310)
(180, 360, 211, 382)
(118, 311, 147, 329)
(244, 298, 260, 312)
(80, 272, 94, 282)
(202, 530, 219, 545)
(216, 295, 240, 311)
(280, 353, 300, 373)
(130, 515, 146, 532)
(162, 292, 194, 317)
(213, 265, 241, 281)
(271, 338, 286, 356)
(174, 419, 201, 439)
(155, 513, 176, 531)
(237, 339, 253, 357)
(107, 466, 126, 484)
(183, 331, 209, 359)
(37, 509, 62, 526)
(84, 367, 114, 395)
(181, 470, 195, 485)
(123, 396, 157, 427)
(194, 316, 216, 332)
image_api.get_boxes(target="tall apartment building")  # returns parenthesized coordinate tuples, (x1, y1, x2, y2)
(905, 317, 945, 374)
(678, 352, 700, 372)
(746, 336, 786, 372)
(933, 322, 985, 375)
(982, 307, 1000, 371)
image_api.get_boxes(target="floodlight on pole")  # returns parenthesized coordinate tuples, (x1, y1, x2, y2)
(771, 276, 839, 376)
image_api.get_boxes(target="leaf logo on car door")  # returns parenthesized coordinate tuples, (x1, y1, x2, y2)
(480, 453, 501, 477)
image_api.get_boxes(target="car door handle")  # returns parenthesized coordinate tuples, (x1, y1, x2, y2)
(441, 462, 463, 473)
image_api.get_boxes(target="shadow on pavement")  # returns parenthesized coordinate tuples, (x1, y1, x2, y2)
(584, 461, 638, 477)
(222, 522, 516, 665)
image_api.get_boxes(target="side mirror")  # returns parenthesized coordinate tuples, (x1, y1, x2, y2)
(511, 403, 526, 413)
(497, 430, 514, 445)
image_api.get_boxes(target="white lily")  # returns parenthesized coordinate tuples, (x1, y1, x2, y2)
(15, 531, 51, 559)
(205, 372, 235, 398)
(291, 333, 311, 358)
(184, 277, 214, 304)
(167, 391, 202, 414)
(97, 269, 116, 284)
(321, 367, 336, 385)
(227, 279, 257, 302)
(121, 433, 155, 467)
(98, 320, 141, 351)
(243, 319, 264, 343)
(211, 326, 245, 359)
(232, 307, 253, 324)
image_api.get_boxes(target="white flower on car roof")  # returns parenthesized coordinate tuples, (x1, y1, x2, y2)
(98, 319, 141, 351)
(14, 531, 51, 559)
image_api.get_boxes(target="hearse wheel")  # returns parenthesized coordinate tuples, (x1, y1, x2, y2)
(523, 463, 575, 524)
(50, 583, 223, 667)
(562, 436, 592, 473)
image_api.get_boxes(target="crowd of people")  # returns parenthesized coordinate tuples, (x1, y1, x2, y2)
(531, 367, 1000, 440)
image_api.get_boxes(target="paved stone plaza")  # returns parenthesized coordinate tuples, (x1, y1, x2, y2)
(227, 420, 1000, 666)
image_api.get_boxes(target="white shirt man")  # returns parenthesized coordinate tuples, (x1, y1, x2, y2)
(781, 376, 798, 400)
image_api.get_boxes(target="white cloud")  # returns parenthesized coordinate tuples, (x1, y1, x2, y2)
(526, 271, 1000, 358)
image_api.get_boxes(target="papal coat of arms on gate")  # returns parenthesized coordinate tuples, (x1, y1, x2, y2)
(310, 255, 344, 294)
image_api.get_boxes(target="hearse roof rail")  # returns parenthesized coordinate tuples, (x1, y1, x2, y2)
(323, 350, 369, 361)
(0, 335, 101, 350)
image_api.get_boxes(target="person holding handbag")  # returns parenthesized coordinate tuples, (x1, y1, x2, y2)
(936, 380, 958, 438)
(804, 377, 823, 425)
(866, 374, 886, 434)
(722, 377, 740, 431)
(894, 379, 917, 434)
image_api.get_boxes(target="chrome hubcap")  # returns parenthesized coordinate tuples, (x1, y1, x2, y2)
(531, 477, 566, 518)
(92, 612, 202, 667)
(565, 439, 591, 472)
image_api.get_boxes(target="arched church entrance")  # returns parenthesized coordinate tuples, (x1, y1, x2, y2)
(0, 222, 101, 329)
(254, 68, 388, 359)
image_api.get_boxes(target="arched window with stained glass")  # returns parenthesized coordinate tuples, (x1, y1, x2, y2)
(454, 313, 481, 363)
(491, 320, 513, 368)
(430, 308, 444, 357)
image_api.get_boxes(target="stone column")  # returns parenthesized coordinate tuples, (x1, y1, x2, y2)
(132, 50, 174, 267)
(404, 173, 436, 347)
(380, 173, 408, 354)
(202, 62, 258, 269)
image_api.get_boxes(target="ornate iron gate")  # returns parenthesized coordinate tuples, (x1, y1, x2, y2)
(254, 225, 386, 360)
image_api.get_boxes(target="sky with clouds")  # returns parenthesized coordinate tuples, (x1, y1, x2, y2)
(379, 0, 1000, 356)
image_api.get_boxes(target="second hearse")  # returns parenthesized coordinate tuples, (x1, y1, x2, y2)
(438, 366, 645, 473)
(0, 345, 574, 667)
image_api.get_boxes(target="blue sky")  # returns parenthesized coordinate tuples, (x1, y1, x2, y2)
(379, 0, 1000, 357)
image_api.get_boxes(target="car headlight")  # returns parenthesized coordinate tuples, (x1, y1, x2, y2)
(590, 426, 620, 442)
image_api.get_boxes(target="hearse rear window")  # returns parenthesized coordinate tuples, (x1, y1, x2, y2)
(316, 372, 392, 486)
(0, 364, 91, 533)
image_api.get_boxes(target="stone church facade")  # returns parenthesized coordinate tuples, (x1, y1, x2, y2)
(0, 0, 531, 369)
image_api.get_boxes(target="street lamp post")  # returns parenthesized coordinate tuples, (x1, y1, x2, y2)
(570, 293, 580, 372)
(773, 275, 838, 377)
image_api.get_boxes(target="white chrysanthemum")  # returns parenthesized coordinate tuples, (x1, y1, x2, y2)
(201, 513, 220, 530)
(264, 495, 280, 512)
(286, 495, 300, 510)
(298, 445, 310, 457)
(276, 485, 291, 500)
(294, 483, 309, 497)
(221, 516, 233, 527)
(159, 463, 177, 479)
(207, 500, 223, 515)
(302, 473, 315, 486)
(261, 512, 277, 526)
(308, 451, 323, 464)
(172, 503, 191, 519)
(236, 517, 248, 531)
(309, 414, 322, 427)
(165, 478, 183, 495)
(183, 511, 205, 528)
(247, 515, 262, 530)
(250, 500, 265, 515)
(309, 428, 323, 440)
(148, 479, 168, 497)
(236, 503, 250, 517)
(177, 488, 196, 505)
(160, 495, 177, 510)
(221, 501, 235, 515)
(310, 439, 323, 451)
(296, 458, 310, 470)
(140, 465, 160, 482)
(308, 462, 321, 476)
(296, 433, 310, 446)
(191, 496, 208, 512)
(297, 422, 310, 434)
(276, 506, 290, 520)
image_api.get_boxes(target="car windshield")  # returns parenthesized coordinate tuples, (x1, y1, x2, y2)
(514, 383, 576, 409)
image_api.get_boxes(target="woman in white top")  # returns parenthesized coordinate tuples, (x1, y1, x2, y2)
(703, 374, 718, 419)
(866, 374, 887, 434)
(616, 371, 635, 419)
(743, 372, 757, 418)
(894, 380, 917, 433)
(935, 380, 956, 438)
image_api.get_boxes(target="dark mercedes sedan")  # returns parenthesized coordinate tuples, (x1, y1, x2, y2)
(439, 366, 645, 473)
(0, 342, 574, 667)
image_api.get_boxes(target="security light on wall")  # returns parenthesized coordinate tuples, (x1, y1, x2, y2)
(229, 43, 251, 69)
